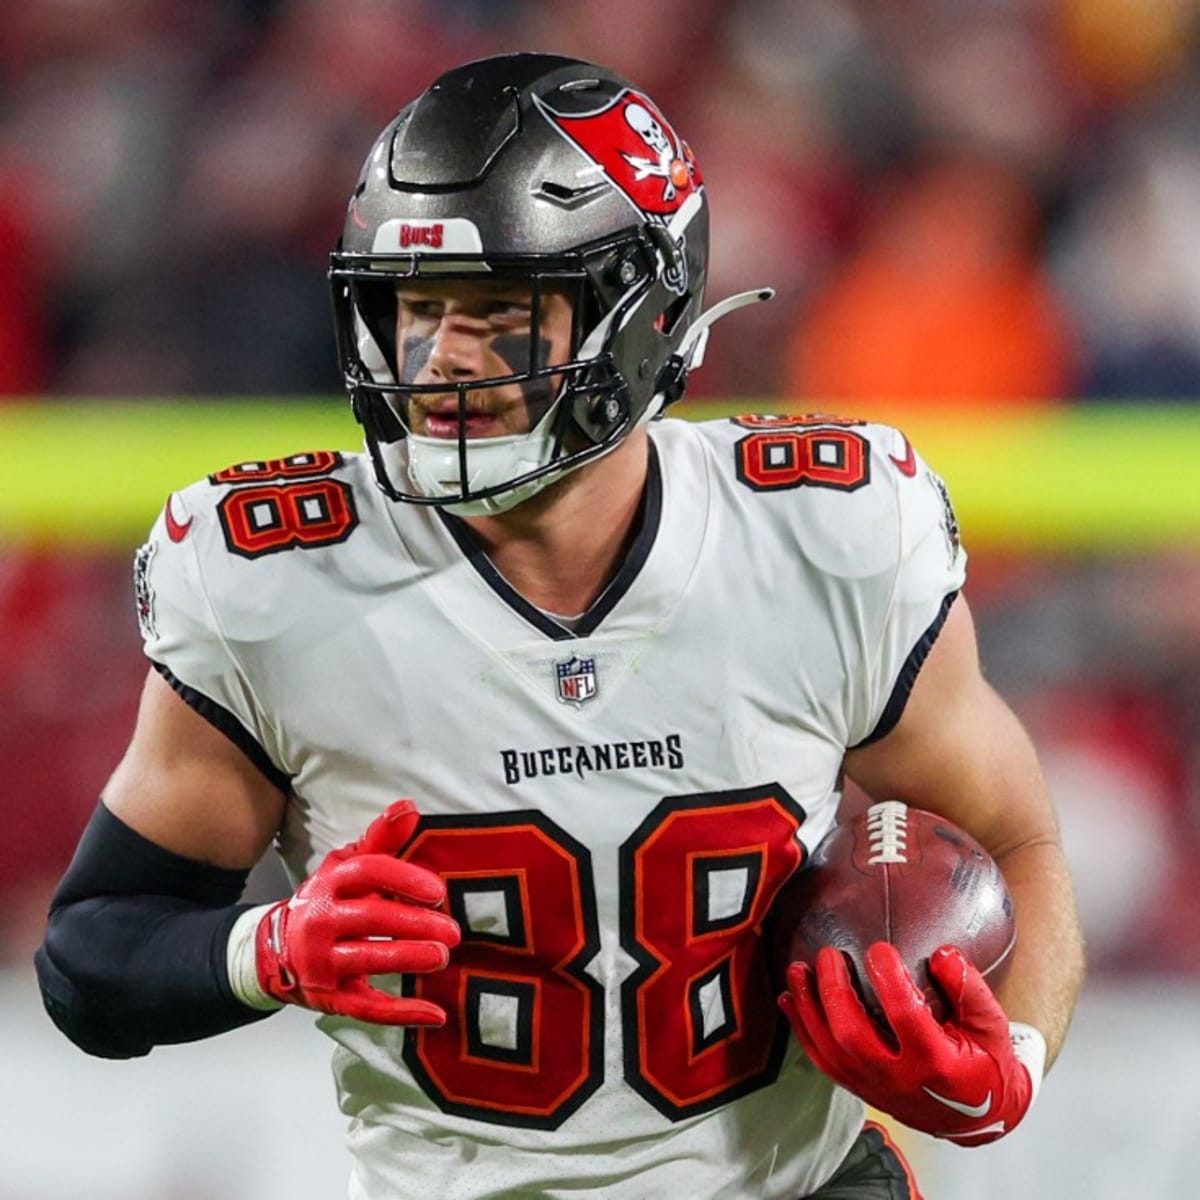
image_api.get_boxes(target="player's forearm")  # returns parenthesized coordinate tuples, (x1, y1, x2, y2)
(36, 893, 271, 1058)
(991, 838, 1085, 1067)
(34, 802, 273, 1058)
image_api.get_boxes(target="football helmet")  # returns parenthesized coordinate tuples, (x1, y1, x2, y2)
(330, 52, 770, 515)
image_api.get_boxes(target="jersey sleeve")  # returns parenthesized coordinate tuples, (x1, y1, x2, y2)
(843, 429, 967, 748)
(134, 487, 290, 791)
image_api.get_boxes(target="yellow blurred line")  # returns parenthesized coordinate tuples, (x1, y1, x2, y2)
(1, 399, 1198, 550)
(0, 400, 358, 548)
(689, 401, 1200, 551)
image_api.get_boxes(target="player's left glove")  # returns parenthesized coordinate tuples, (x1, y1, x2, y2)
(780, 943, 1045, 1146)
(226, 800, 460, 1026)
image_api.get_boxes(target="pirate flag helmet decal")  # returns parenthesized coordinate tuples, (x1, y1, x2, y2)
(330, 53, 771, 515)
(536, 89, 704, 219)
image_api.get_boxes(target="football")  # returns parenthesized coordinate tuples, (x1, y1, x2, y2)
(769, 800, 1016, 1024)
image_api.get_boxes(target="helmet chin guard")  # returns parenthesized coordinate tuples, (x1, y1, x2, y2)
(330, 53, 773, 512)
(398, 407, 594, 518)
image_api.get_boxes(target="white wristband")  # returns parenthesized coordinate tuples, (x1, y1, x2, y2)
(226, 904, 284, 1011)
(1009, 1021, 1048, 1105)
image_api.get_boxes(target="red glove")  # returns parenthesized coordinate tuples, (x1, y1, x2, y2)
(780, 943, 1041, 1146)
(239, 800, 460, 1026)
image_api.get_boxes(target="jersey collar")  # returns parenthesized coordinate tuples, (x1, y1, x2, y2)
(437, 442, 663, 642)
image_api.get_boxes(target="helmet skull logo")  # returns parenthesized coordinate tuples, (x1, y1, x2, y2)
(622, 102, 690, 204)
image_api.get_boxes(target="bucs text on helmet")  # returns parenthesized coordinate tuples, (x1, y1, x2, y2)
(330, 52, 771, 515)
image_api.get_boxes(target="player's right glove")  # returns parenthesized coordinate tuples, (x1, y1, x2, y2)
(781, 943, 1045, 1146)
(227, 800, 460, 1025)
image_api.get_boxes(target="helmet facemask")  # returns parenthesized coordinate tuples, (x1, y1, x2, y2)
(332, 234, 672, 516)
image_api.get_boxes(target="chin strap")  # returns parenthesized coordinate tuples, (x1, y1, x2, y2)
(654, 287, 775, 408)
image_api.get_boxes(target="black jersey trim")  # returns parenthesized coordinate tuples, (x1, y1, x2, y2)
(438, 441, 663, 642)
(150, 661, 292, 794)
(438, 512, 570, 640)
(851, 590, 958, 749)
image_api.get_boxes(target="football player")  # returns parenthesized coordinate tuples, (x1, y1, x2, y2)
(35, 54, 1083, 1199)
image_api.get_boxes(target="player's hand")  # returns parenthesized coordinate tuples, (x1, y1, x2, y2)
(254, 799, 460, 1026)
(780, 943, 1034, 1145)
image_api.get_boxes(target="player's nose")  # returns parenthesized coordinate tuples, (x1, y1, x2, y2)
(426, 317, 489, 380)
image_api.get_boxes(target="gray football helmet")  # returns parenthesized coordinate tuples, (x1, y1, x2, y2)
(330, 52, 770, 515)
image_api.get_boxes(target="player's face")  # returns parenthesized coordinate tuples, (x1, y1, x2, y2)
(395, 279, 575, 439)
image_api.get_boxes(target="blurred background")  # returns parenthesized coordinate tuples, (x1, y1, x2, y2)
(2, 0, 1199, 1196)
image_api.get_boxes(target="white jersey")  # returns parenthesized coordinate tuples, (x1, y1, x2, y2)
(136, 414, 966, 1200)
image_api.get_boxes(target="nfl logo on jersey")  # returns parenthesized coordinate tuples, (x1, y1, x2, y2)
(555, 655, 598, 706)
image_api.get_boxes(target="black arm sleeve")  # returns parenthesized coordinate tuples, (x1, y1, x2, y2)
(34, 801, 278, 1059)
